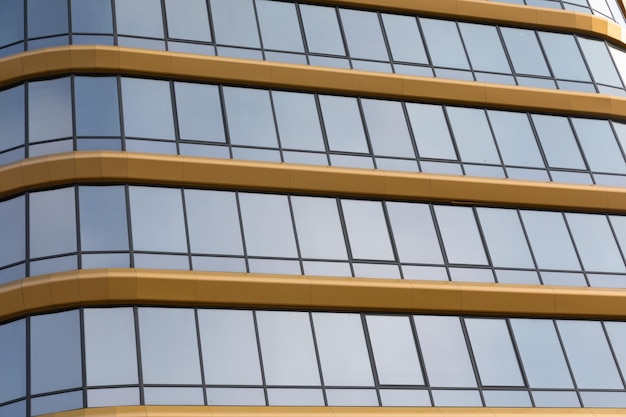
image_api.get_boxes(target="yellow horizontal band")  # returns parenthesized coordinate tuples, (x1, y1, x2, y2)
(2, 151, 626, 213)
(46, 405, 626, 417)
(2, 268, 626, 323)
(2, 46, 626, 120)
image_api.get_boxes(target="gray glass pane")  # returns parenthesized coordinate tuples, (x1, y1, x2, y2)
(272, 91, 324, 151)
(79, 186, 128, 251)
(521, 210, 580, 270)
(165, 0, 210, 41)
(501, 27, 550, 76)
(477, 207, 534, 268)
(313, 312, 374, 386)
(320, 95, 368, 153)
(256, 0, 303, 52)
(0, 195, 24, 267)
(558, 320, 622, 389)
(539, 32, 591, 81)
(450, 267, 494, 283)
(88, 388, 139, 407)
(362, 99, 414, 158)
(206, 388, 265, 406)
(198, 309, 262, 385)
(465, 319, 523, 386)
(71, 0, 112, 33)
(342, 199, 394, 261)
(0, 319, 25, 403)
(185, 190, 242, 255)
(174, 82, 224, 142)
(211, 0, 259, 48)
(0, 401, 25, 417)
(0, 85, 23, 152)
(84, 308, 137, 386)
(29, 78, 72, 142)
(581, 391, 626, 407)
(420, 19, 469, 69)
(28, 0, 67, 38)
(115, 0, 163, 37)
(366, 315, 423, 385)
(541, 271, 587, 286)
(380, 390, 431, 406)
(257, 311, 320, 385)
(459, 23, 510, 73)
(192, 256, 246, 273)
(30, 254, 76, 276)
(326, 389, 378, 406)
(532, 114, 584, 169)
(447, 107, 500, 164)
(144, 387, 204, 405)
(532, 391, 580, 407)
(432, 390, 482, 406)
(573, 118, 626, 173)
(31, 391, 82, 416)
(402, 265, 448, 281)
(510, 319, 573, 388)
(605, 322, 626, 381)
(340, 9, 387, 60)
(292, 196, 347, 260)
(496, 270, 540, 285)
(267, 389, 324, 406)
(407, 103, 456, 160)
(300, 4, 345, 55)
(224, 87, 277, 147)
(82, 253, 129, 269)
(129, 186, 187, 252)
(353, 263, 400, 279)
(413, 316, 477, 387)
(75, 77, 120, 137)
(138, 308, 201, 384)
(483, 391, 532, 407)
(489, 110, 544, 168)
(578, 38, 622, 87)
(122, 78, 175, 140)
(30, 187, 76, 258)
(239, 193, 297, 257)
(382, 14, 427, 64)
(386, 202, 443, 264)
(0, 0, 23, 46)
(31, 310, 81, 394)
(435, 206, 487, 265)
(567, 213, 625, 273)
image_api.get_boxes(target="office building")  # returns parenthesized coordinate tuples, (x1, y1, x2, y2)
(3, 0, 626, 416)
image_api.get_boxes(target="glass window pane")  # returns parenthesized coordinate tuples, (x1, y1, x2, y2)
(320, 95, 368, 153)
(129, 186, 187, 252)
(29, 78, 72, 142)
(465, 318, 523, 386)
(138, 307, 201, 384)
(256, 0, 303, 52)
(435, 206, 487, 265)
(477, 207, 534, 268)
(165, 0, 211, 41)
(0, 319, 25, 403)
(84, 308, 138, 386)
(223, 87, 277, 148)
(291, 196, 347, 260)
(300, 4, 345, 56)
(79, 186, 128, 251)
(407, 103, 456, 160)
(558, 320, 623, 389)
(573, 118, 626, 173)
(257, 311, 320, 385)
(382, 14, 427, 64)
(447, 107, 500, 164)
(420, 19, 469, 69)
(272, 91, 324, 151)
(521, 210, 580, 270)
(211, 0, 259, 48)
(501, 27, 550, 76)
(489, 110, 544, 168)
(239, 193, 297, 257)
(88, 387, 139, 407)
(198, 309, 262, 385)
(531, 114, 585, 169)
(122, 78, 175, 140)
(342, 199, 394, 260)
(28, 0, 67, 38)
(0, 85, 24, 151)
(30, 187, 76, 258)
(605, 322, 626, 381)
(0, 0, 23, 46)
(386, 202, 443, 264)
(175, 82, 224, 142)
(413, 316, 477, 387)
(566, 213, 625, 273)
(459, 23, 510, 73)
(313, 312, 374, 386)
(144, 387, 204, 405)
(367, 315, 423, 385)
(31, 310, 81, 394)
(539, 32, 591, 81)
(75, 77, 120, 137)
(0, 195, 24, 267)
(71, 0, 112, 33)
(185, 190, 242, 255)
(31, 392, 82, 416)
(578, 37, 622, 87)
(340, 9, 387, 61)
(362, 99, 414, 158)
(115, 0, 163, 38)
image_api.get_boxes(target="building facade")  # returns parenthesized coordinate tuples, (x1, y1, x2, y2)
(3, 0, 626, 416)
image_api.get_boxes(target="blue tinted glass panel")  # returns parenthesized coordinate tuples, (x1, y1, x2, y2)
(0, 85, 24, 152)
(459, 23, 510, 73)
(420, 19, 469, 69)
(382, 14, 427, 64)
(71, 0, 112, 33)
(223, 87, 277, 147)
(115, 0, 163, 37)
(165, 0, 211, 41)
(75, 77, 120, 136)
(501, 27, 550, 76)
(29, 187, 76, 258)
(0, 319, 25, 403)
(407, 103, 456, 160)
(256, 0, 303, 52)
(447, 107, 500, 164)
(435, 206, 488, 265)
(79, 186, 128, 251)
(273, 91, 324, 151)
(0, 0, 24, 46)
(489, 110, 544, 168)
(539, 32, 591, 81)
(532, 114, 585, 169)
(175, 82, 224, 142)
(578, 38, 622, 87)
(340, 9, 387, 61)
(211, 0, 260, 48)
(362, 99, 414, 158)
(477, 207, 534, 268)
(521, 210, 581, 270)
(29, 78, 72, 142)
(0, 196, 24, 267)
(122, 78, 175, 140)
(320, 95, 368, 153)
(300, 4, 345, 56)
(573, 118, 626, 173)
(28, 0, 68, 38)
